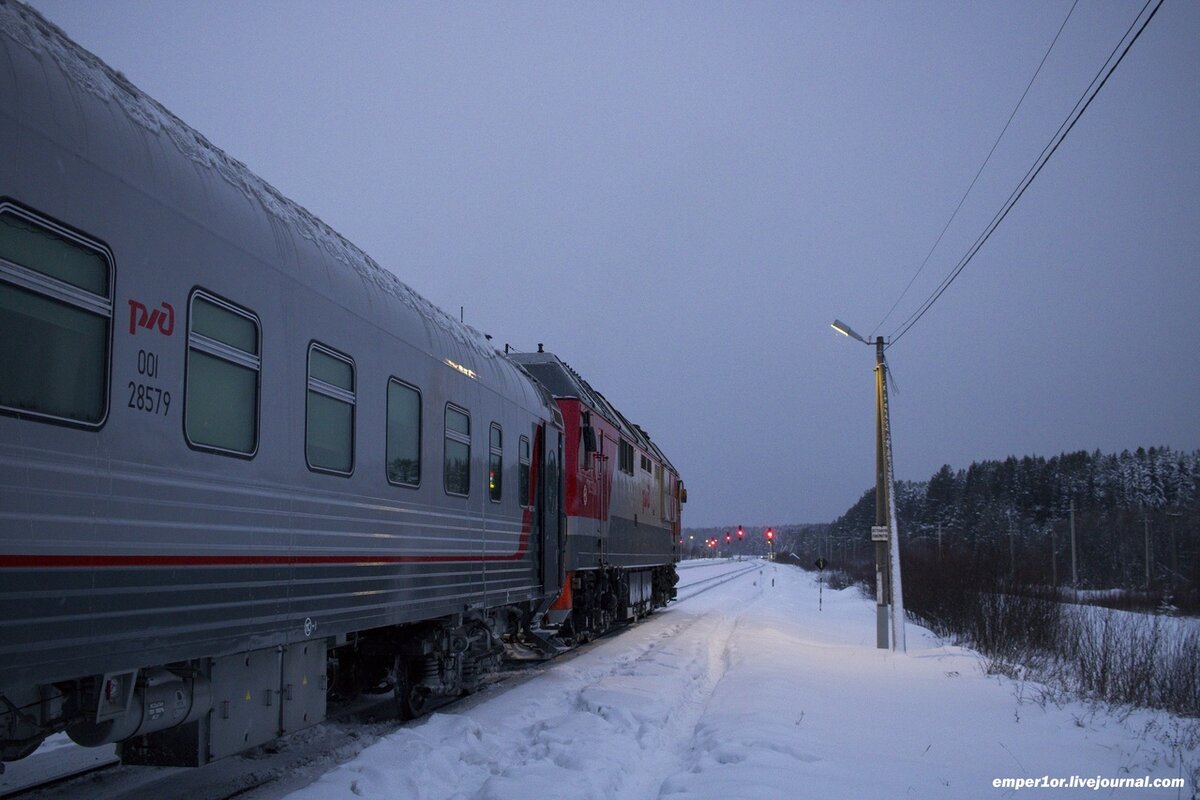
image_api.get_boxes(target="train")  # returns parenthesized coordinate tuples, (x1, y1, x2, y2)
(0, 0, 683, 769)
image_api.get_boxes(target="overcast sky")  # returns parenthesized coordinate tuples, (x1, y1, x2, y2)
(26, 0, 1200, 528)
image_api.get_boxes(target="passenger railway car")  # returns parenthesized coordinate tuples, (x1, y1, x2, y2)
(0, 1, 681, 769)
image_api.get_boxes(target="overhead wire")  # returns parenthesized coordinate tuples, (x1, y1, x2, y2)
(869, 0, 1080, 340)
(886, 0, 1164, 350)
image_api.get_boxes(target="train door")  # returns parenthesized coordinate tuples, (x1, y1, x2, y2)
(599, 434, 611, 561)
(537, 424, 564, 594)
(656, 463, 666, 523)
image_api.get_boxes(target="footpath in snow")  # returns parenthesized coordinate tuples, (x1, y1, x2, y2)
(280, 560, 1195, 799)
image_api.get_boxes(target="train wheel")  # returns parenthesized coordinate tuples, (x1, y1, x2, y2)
(393, 657, 426, 721)
(327, 650, 363, 702)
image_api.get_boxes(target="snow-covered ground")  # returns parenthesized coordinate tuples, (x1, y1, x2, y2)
(278, 561, 1197, 800)
(7, 560, 1196, 799)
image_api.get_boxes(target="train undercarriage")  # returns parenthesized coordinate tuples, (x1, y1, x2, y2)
(553, 565, 679, 644)
(1, 564, 677, 770)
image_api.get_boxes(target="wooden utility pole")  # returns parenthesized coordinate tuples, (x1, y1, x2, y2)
(873, 338, 890, 650)
(874, 336, 905, 652)
(1051, 524, 1058, 588)
(1144, 514, 1152, 591)
(1007, 513, 1015, 579)
(1069, 500, 1078, 586)
(831, 320, 904, 652)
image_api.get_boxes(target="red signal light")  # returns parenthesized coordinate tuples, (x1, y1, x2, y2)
(725, 534, 731, 543)
(737, 526, 744, 538)
(766, 528, 774, 541)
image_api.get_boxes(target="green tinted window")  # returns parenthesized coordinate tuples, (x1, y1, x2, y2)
(444, 405, 470, 496)
(306, 345, 354, 474)
(519, 436, 531, 507)
(0, 207, 111, 427)
(306, 391, 353, 473)
(387, 380, 421, 486)
(0, 282, 107, 423)
(447, 406, 469, 436)
(489, 452, 503, 502)
(185, 350, 257, 453)
(192, 297, 257, 354)
(489, 423, 502, 503)
(310, 348, 353, 390)
(0, 211, 108, 295)
(445, 438, 470, 496)
(185, 293, 259, 455)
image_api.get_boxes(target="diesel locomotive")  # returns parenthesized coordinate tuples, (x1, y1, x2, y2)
(0, 1, 682, 769)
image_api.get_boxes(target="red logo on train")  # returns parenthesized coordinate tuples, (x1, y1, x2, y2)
(128, 299, 175, 336)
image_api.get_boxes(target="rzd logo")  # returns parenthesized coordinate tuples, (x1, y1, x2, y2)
(128, 299, 175, 336)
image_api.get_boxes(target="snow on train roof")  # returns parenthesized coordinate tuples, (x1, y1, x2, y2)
(0, 0, 495, 361)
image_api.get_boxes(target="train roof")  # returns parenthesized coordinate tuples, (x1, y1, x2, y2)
(1, 1, 548, 412)
(508, 351, 677, 475)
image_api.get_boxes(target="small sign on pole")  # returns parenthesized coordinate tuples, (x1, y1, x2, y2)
(814, 558, 828, 611)
(871, 525, 889, 542)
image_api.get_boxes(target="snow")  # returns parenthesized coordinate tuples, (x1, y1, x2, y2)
(276, 561, 1198, 800)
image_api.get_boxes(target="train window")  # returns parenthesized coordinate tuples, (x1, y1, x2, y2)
(386, 378, 421, 487)
(640, 454, 652, 473)
(184, 291, 260, 456)
(306, 343, 354, 475)
(518, 435, 531, 507)
(489, 423, 502, 503)
(619, 438, 634, 475)
(444, 404, 470, 496)
(0, 203, 112, 427)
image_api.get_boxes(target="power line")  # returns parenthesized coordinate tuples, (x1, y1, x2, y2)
(887, 0, 1163, 350)
(870, 0, 1080, 340)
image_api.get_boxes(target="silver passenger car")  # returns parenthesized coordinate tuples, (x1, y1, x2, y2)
(0, 1, 564, 766)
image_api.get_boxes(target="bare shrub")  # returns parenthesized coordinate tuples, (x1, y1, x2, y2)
(904, 545, 1200, 718)
(824, 569, 854, 591)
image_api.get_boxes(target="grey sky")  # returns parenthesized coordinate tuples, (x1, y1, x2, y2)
(25, 0, 1200, 528)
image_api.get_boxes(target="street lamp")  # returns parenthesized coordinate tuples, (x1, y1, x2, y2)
(831, 319, 868, 344)
(832, 319, 906, 652)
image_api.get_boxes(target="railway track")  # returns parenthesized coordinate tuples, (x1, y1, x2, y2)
(675, 560, 765, 601)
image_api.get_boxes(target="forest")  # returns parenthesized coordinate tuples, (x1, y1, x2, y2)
(792, 446, 1200, 611)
